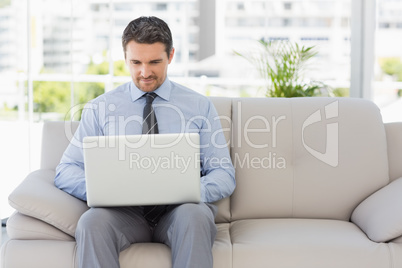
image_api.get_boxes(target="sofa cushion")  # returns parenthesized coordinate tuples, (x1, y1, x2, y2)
(6, 212, 74, 241)
(213, 223, 232, 268)
(1, 224, 232, 268)
(230, 218, 391, 268)
(388, 242, 402, 268)
(1, 240, 78, 268)
(351, 176, 402, 242)
(120, 223, 232, 268)
(391, 235, 402, 243)
(8, 169, 89, 237)
(230, 97, 389, 221)
(119, 243, 171, 268)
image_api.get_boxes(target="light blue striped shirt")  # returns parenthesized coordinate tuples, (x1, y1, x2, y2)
(54, 78, 235, 203)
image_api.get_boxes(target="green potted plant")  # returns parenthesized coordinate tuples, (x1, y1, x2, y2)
(235, 40, 326, 97)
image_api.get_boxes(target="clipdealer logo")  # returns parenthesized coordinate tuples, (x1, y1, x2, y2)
(65, 99, 340, 170)
(302, 101, 339, 167)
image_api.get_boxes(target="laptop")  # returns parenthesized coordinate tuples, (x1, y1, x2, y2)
(83, 133, 201, 207)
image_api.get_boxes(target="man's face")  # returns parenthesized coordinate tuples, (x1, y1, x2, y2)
(125, 41, 174, 92)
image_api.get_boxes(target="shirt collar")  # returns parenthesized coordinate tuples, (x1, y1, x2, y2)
(130, 77, 172, 102)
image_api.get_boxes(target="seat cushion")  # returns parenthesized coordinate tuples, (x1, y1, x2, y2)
(1, 223, 233, 268)
(120, 223, 232, 268)
(1, 240, 77, 268)
(119, 243, 171, 268)
(213, 223, 232, 268)
(231, 218, 391, 268)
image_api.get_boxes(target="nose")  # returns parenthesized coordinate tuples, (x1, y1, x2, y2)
(140, 64, 152, 78)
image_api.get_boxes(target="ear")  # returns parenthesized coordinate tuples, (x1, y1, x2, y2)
(168, 48, 175, 64)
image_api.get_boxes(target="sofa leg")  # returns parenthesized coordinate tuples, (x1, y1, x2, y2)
(1, 218, 8, 227)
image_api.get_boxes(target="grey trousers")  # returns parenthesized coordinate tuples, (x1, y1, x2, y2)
(75, 202, 217, 268)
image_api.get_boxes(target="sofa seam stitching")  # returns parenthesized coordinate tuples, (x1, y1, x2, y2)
(290, 99, 295, 218)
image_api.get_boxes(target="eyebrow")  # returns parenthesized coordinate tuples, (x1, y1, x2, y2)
(130, 58, 163, 63)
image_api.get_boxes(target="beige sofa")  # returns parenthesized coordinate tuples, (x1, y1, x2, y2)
(2, 97, 402, 268)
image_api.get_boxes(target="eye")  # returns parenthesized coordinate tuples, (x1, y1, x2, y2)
(131, 60, 140, 65)
(150, 60, 162, 65)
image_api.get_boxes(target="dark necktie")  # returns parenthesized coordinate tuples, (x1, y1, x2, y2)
(142, 92, 167, 226)
(142, 92, 159, 134)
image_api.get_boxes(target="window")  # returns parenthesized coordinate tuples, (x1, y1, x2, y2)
(220, 0, 351, 95)
(373, 0, 402, 122)
(237, 3, 245, 10)
(155, 3, 168, 11)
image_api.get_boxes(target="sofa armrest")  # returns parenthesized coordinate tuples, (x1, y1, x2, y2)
(351, 177, 402, 242)
(8, 169, 88, 237)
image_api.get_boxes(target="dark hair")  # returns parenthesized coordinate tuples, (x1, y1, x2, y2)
(122, 16, 173, 58)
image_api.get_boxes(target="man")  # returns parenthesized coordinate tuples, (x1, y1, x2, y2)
(54, 16, 235, 268)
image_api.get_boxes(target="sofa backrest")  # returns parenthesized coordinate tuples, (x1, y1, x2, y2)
(384, 122, 402, 182)
(206, 97, 233, 223)
(229, 97, 390, 221)
(41, 121, 79, 170)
